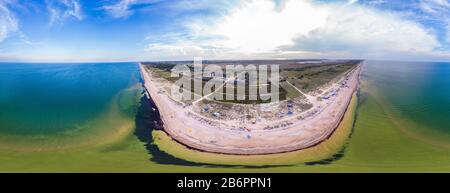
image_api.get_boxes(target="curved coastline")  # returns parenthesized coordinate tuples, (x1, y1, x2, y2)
(140, 63, 362, 155)
(151, 93, 358, 166)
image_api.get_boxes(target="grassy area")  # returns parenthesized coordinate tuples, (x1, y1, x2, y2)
(145, 63, 302, 104)
(282, 64, 356, 93)
(145, 62, 358, 104)
(279, 81, 304, 99)
(145, 66, 181, 83)
(215, 83, 288, 104)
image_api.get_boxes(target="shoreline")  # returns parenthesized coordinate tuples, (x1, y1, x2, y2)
(140, 62, 362, 155)
(154, 91, 358, 156)
(151, 93, 358, 165)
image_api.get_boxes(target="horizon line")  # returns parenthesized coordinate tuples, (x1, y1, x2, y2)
(2, 58, 450, 64)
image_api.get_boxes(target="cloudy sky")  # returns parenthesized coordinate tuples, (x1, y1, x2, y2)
(1, 0, 450, 62)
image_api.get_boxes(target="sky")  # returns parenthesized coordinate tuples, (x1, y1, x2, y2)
(0, 0, 450, 62)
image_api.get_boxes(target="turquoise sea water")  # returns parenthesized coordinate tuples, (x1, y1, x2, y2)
(0, 63, 140, 136)
(364, 61, 450, 140)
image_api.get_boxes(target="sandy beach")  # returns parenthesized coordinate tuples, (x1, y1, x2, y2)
(140, 63, 362, 155)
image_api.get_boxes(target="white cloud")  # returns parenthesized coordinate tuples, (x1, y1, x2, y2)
(143, 0, 330, 59)
(0, 0, 18, 43)
(166, 0, 236, 12)
(102, 0, 163, 18)
(420, 0, 450, 14)
(446, 23, 450, 44)
(347, 0, 358, 5)
(366, 0, 386, 5)
(418, 0, 450, 45)
(205, 0, 329, 53)
(47, 0, 83, 26)
(144, 43, 205, 59)
(143, 0, 445, 60)
(289, 5, 439, 56)
(142, 31, 223, 60)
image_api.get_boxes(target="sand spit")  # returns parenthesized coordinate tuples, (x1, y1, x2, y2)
(140, 63, 362, 155)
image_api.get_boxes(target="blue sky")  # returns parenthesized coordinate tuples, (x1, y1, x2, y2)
(0, 0, 450, 62)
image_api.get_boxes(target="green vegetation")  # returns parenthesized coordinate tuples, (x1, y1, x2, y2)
(216, 83, 288, 104)
(145, 62, 357, 105)
(145, 66, 180, 83)
(280, 81, 303, 99)
(282, 64, 356, 92)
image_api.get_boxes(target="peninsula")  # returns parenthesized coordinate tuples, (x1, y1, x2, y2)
(140, 60, 362, 155)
